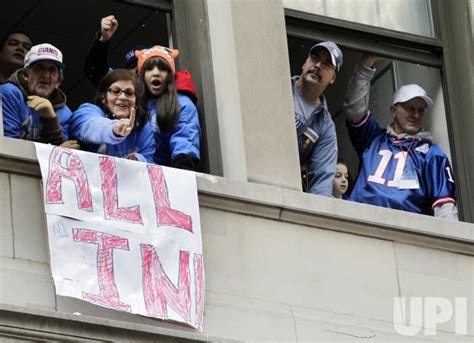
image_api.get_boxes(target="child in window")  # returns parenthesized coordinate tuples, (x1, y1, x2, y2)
(135, 46, 201, 171)
(333, 159, 350, 199)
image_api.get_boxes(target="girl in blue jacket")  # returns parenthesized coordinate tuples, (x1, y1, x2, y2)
(70, 69, 155, 163)
(135, 46, 200, 170)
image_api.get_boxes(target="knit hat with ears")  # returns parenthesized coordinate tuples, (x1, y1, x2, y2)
(135, 45, 179, 74)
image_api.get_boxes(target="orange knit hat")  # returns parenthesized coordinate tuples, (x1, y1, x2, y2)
(135, 45, 179, 74)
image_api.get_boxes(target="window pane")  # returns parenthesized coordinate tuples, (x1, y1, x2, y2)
(284, 0, 435, 37)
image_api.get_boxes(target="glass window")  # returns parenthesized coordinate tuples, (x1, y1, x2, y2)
(284, 0, 435, 37)
(288, 36, 450, 180)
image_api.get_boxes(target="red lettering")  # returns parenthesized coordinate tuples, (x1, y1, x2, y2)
(100, 157, 143, 224)
(194, 254, 204, 329)
(141, 244, 191, 322)
(46, 147, 92, 211)
(73, 229, 131, 312)
(147, 165, 192, 232)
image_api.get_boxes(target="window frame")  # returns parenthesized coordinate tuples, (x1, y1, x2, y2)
(285, 8, 468, 221)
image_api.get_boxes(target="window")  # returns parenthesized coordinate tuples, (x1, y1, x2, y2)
(1, 0, 216, 174)
(285, 8, 467, 219)
(283, 0, 436, 37)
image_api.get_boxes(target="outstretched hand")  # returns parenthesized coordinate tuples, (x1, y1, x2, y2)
(112, 107, 135, 137)
(100, 15, 118, 42)
(27, 95, 56, 118)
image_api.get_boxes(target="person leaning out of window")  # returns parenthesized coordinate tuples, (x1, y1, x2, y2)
(69, 69, 155, 163)
(292, 41, 343, 197)
(343, 54, 458, 220)
(0, 43, 79, 148)
(135, 46, 201, 171)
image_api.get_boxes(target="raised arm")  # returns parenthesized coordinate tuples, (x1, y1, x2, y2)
(84, 15, 119, 86)
(343, 54, 377, 123)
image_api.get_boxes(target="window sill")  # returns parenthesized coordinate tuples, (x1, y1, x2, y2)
(1, 137, 473, 256)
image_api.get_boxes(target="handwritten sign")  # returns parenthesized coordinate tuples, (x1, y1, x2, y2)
(35, 143, 204, 330)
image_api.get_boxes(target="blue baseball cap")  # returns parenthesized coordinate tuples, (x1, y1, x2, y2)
(309, 41, 343, 72)
(124, 44, 148, 68)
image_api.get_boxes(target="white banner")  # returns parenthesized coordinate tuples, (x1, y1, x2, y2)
(35, 143, 204, 330)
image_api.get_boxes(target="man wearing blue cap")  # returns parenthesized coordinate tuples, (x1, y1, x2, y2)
(292, 41, 343, 196)
(343, 55, 458, 219)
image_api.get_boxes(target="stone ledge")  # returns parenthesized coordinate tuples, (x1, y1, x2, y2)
(196, 174, 474, 255)
(1, 138, 473, 255)
(0, 304, 235, 342)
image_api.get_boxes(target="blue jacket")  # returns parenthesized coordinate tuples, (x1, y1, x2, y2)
(147, 93, 200, 166)
(69, 103, 156, 163)
(1, 69, 72, 145)
(291, 76, 337, 197)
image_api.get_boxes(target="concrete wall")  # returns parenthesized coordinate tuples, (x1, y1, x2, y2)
(174, 0, 302, 190)
(0, 138, 473, 341)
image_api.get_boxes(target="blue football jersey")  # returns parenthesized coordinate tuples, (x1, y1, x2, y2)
(347, 114, 456, 214)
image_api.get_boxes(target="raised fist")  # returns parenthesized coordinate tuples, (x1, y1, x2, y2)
(100, 15, 119, 42)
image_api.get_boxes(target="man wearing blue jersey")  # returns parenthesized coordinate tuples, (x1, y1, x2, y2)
(292, 41, 343, 196)
(343, 55, 457, 219)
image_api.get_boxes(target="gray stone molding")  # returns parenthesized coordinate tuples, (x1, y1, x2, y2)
(1, 137, 472, 256)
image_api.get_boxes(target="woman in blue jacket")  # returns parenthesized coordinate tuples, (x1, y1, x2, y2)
(70, 69, 155, 163)
(135, 46, 200, 170)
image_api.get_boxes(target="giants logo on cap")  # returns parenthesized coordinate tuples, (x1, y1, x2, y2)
(37, 46, 60, 57)
(24, 43, 64, 69)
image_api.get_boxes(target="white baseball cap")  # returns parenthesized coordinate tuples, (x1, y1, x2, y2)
(392, 84, 433, 108)
(24, 43, 65, 69)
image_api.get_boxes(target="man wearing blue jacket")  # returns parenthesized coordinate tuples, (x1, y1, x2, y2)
(1, 43, 79, 148)
(292, 41, 343, 196)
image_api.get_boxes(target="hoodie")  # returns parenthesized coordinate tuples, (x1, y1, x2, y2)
(69, 103, 156, 163)
(0, 68, 72, 145)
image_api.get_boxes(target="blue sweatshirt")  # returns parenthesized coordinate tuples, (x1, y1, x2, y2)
(1, 69, 72, 145)
(147, 93, 200, 166)
(69, 103, 155, 163)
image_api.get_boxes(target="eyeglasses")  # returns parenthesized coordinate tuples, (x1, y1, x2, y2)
(108, 87, 136, 98)
(309, 54, 335, 71)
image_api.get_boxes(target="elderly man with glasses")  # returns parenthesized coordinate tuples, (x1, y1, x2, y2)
(292, 41, 343, 196)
